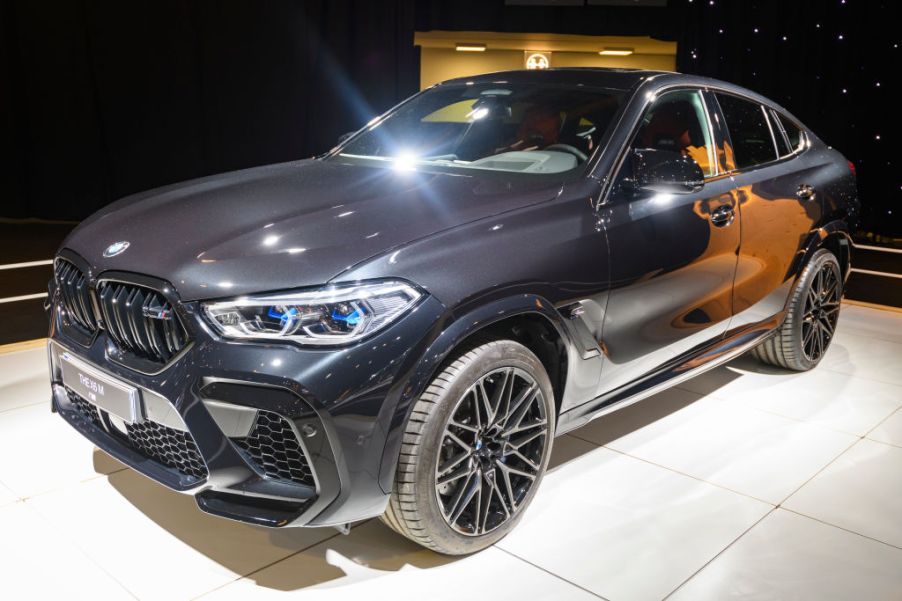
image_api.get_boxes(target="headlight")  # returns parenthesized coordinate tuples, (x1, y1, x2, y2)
(202, 280, 422, 346)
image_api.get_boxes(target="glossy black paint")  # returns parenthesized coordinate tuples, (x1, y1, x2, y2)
(48, 69, 858, 528)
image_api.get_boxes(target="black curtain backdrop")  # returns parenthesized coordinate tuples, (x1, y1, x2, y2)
(1, 0, 897, 238)
(0, 0, 418, 221)
(674, 0, 899, 238)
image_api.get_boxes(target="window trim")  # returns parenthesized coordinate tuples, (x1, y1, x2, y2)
(761, 105, 782, 160)
(767, 107, 793, 155)
(771, 109, 808, 158)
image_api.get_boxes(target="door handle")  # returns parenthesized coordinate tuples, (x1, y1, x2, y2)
(710, 204, 735, 227)
(796, 184, 816, 200)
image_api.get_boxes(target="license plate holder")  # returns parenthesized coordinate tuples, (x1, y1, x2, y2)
(60, 352, 143, 424)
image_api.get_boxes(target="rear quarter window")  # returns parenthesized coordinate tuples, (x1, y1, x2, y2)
(778, 113, 805, 153)
(768, 110, 791, 156)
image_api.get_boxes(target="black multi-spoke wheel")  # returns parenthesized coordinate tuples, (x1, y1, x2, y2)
(752, 249, 843, 371)
(435, 367, 547, 536)
(800, 262, 841, 362)
(381, 339, 555, 555)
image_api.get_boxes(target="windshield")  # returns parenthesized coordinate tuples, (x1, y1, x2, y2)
(336, 82, 625, 175)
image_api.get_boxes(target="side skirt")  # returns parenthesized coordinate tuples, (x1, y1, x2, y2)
(556, 311, 784, 435)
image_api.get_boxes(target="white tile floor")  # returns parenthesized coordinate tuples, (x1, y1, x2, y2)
(1, 303, 900, 601)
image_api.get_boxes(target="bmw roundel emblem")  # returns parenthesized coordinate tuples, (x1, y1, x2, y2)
(103, 241, 130, 257)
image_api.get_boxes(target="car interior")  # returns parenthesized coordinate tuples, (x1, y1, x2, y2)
(342, 85, 623, 174)
(633, 95, 714, 176)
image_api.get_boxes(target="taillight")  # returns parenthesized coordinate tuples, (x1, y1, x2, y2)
(847, 160, 856, 177)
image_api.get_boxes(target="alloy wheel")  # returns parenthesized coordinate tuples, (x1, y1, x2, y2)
(434, 367, 549, 536)
(801, 262, 841, 362)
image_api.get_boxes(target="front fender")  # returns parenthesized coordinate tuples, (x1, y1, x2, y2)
(375, 293, 576, 495)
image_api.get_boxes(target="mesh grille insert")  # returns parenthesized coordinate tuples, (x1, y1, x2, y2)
(65, 389, 207, 482)
(67, 388, 102, 427)
(125, 420, 208, 481)
(234, 411, 315, 487)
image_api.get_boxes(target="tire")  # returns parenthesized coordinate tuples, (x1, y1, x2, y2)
(381, 339, 556, 555)
(751, 249, 843, 371)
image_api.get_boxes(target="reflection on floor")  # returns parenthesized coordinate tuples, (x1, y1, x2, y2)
(1, 303, 901, 600)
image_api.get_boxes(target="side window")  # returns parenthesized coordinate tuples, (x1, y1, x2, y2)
(778, 113, 804, 153)
(632, 89, 717, 177)
(714, 93, 778, 169)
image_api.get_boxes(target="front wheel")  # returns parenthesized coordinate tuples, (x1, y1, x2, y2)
(752, 248, 843, 371)
(381, 339, 555, 555)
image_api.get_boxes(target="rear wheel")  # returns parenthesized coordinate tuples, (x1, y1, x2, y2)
(381, 339, 555, 555)
(752, 249, 842, 371)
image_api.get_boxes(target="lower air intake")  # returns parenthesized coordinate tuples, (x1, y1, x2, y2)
(234, 410, 315, 487)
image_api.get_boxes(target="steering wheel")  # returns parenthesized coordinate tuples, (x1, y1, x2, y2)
(544, 143, 588, 162)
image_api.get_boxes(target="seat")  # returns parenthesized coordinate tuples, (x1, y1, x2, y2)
(637, 100, 712, 174)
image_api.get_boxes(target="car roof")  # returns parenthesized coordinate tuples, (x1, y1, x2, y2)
(439, 67, 668, 90)
(437, 68, 803, 127)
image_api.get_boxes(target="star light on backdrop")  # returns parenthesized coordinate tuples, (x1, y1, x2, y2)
(677, 0, 900, 242)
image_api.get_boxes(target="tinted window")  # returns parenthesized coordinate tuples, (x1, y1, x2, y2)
(778, 113, 804, 152)
(632, 89, 717, 177)
(715, 93, 777, 168)
(337, 82, 624, 175)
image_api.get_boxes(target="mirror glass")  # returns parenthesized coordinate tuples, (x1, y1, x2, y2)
(633, 148, 705, 193)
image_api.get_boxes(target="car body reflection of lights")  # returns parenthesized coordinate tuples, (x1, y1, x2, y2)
(393, 153, 417, 171)
(468, 107, 490, 120)
(651, 193, 675, 205)
(263, 235, 279, 246)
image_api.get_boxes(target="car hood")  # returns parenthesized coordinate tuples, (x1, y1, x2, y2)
(63, 158, 564, 300)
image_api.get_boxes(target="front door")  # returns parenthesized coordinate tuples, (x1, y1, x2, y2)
(597, 88, 740, 396)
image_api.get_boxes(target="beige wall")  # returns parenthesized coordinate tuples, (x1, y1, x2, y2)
(420, 48, 676, 89)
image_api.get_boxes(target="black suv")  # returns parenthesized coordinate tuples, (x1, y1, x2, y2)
(47, 69, 858, 555)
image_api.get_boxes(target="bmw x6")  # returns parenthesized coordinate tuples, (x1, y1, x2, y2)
(47, 69, 858, 554)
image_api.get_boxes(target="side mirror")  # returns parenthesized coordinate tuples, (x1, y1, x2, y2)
(337, 131, 355, 146)
(632, 148, 705, 194)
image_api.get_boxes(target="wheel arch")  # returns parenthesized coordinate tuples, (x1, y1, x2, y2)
(377, 293, 577, 494)
(818, 225, 852, 282)
(792, 220, 852, 291)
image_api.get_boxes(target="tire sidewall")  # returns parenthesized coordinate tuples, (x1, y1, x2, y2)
(788, 249, 842, 369)
(411, 340, 556, 555)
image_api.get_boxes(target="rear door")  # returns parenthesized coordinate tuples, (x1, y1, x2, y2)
(708, 92, 824, 329)
(597, 88, 740, 396)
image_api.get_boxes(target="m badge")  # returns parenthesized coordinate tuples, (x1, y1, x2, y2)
(142, 305, 172, 321)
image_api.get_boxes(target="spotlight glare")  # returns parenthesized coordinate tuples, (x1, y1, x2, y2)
(599, 48, 634, 56)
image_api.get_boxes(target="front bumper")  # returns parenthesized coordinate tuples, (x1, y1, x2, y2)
(47, 265, 446, 528)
